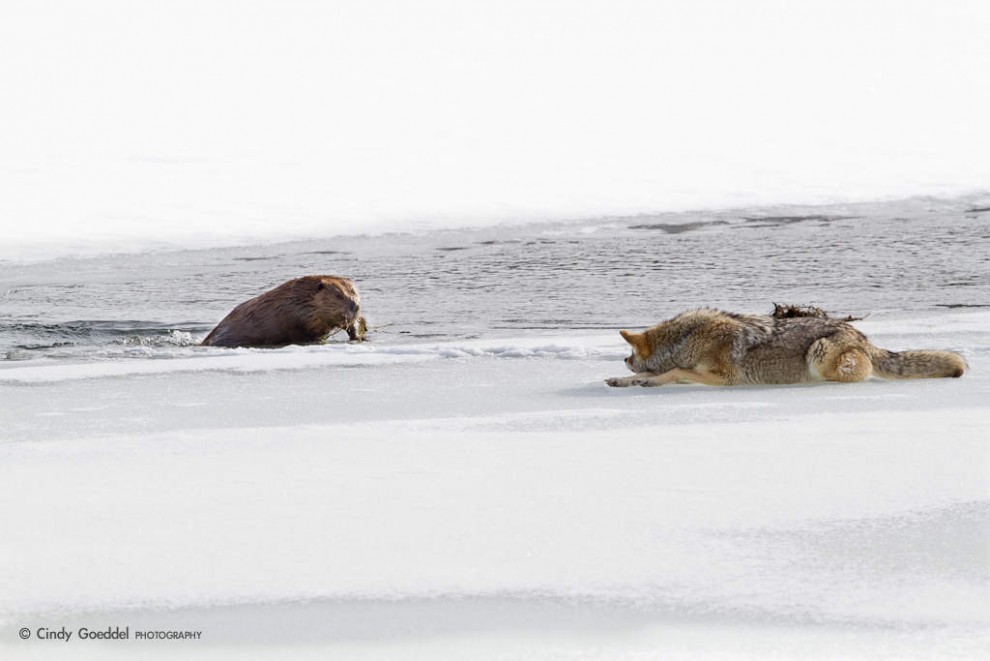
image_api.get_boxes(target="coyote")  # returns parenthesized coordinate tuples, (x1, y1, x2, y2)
(605, 307, 965, 387)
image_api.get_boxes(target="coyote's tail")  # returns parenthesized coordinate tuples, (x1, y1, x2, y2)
(870, 348, 966, 379)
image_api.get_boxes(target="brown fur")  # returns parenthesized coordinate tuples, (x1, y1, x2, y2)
(201, 276, 366, 348)
(606, 307, 966, 388)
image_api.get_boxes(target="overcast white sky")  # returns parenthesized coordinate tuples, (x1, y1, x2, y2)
(2, 0, 989, 257)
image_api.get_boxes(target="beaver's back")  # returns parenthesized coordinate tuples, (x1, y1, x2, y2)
(201, 276, 360, 348)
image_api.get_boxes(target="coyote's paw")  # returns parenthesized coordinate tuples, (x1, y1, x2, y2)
(605, 376, 634, 387)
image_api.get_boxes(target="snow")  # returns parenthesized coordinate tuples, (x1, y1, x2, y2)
(0, 337, 617, 383)
(2, 0, 990, 260)
(2, 1, 988, 657)
(1, 313, 988, 658)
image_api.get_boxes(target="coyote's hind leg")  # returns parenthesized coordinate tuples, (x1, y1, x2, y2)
(808, 338, 873, 383)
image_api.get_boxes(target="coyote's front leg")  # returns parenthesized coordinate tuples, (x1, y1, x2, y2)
(606, 368, 729, 387)
(605, 372, 660, 387)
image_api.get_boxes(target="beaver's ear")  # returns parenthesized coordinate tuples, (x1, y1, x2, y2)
(619, 330, 652, 359)
(316, 281, 325, 291)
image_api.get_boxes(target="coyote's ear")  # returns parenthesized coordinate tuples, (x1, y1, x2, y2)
(619, 330, 652, 359)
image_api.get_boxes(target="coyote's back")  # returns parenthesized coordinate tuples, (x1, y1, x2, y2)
(606, 307, 965, 388)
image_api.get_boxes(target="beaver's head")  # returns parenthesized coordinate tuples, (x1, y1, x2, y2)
(311, 276, 361, 326)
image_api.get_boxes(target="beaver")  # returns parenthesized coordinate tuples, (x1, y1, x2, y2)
(201, 275, 366, 348)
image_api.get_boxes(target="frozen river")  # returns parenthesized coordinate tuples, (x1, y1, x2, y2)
(1, 196, 988, 660)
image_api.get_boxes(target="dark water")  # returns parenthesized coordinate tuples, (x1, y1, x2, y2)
(1, 196, 988, 361)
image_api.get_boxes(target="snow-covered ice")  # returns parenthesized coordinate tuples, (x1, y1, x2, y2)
(2, 313, 988, 659)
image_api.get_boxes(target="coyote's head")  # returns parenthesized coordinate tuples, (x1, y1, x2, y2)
(619, 329, 655, 373)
